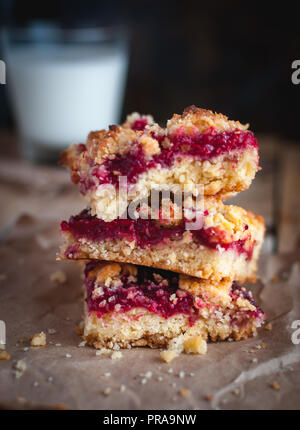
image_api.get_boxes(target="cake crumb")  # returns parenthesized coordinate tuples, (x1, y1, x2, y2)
(104, 372, 111, 377)
(233, 389, 240, 396)
(179, 371, 185, 379)
(0, 351, 11, 360)
(65, 353, 72, 358)
(103, 387, 111, 396)
(48, 328, 56, 335)
(31, 332, 46, 347)
(53, 404, 69, 410)
(78, 341, 86, 348)
(111, 351, 123, 360)
(13, 360, 27, 378)
(204, 394, 213, 401)
(272, 381, 280, 391)
(179, 388, 191, 397)
(16, 397, 26, 404)
(184, 336, 207, 355)
(76, 324, 84, 335)
(272, 274, 279, 283)
(161, 350, 178, 363)
(141, 378, 147, 385)
(120, 384, 126, 392)
(265, 323, 272, 331)
(96, 348, 110, 356)
(50, 270, 67, 284)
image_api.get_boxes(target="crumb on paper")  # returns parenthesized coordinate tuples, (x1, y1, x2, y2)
(265, 323, 272, 331)
(53, 404, 69, 410)
(103, 387, 111, 396)
(141, 378, 147, 385)
(204, 394, 213, 401)
(13, 360, 27, 378)
(272, 274, 279, 283)
(48, 328, 56, 335)
(233, 389, 240, 396)
(76, 322, 84, 335)
(161, 350, 178, 363)
(0, 351, 11, 360)
(65, 353, 72, 358)
(111, 351, 123, 360)
(33, 381, 39, 387)
(179, 388, 191, 398)
(30, 332, 46, 347)
(179, 371, 185, 379)
(78, 341, 86, 348)
(272, 381, 280, 391)
(96, 348, 110, 356)
(36, 234, 52, 250)
(120, 384, 126, 393)
(16, 397, 26, 404)
(50, 270, 67, 284)
(183, 336, 207, 355)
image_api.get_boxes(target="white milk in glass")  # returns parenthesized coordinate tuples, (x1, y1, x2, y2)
(6, 43, 128, 159)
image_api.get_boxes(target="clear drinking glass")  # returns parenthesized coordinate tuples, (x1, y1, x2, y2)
(2, 24, 128, 162)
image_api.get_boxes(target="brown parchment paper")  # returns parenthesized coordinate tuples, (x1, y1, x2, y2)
(0, 215, 300, 410)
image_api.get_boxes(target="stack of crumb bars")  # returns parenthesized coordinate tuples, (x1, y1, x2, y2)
(58, 106, 266, 360)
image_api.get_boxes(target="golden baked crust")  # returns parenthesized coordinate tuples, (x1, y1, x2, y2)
(167, 105, 249, 135)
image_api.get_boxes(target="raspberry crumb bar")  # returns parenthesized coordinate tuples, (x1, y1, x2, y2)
(59, 199, 265, 282)
(60, 106, 260, 221)
(82, 261, 266, 352)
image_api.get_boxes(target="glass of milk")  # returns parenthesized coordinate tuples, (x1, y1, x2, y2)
(2, 24, 129, 162)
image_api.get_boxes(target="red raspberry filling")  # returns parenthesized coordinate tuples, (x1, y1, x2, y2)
(85, 128, 258, 189)
(84, 263, 265, 326)
(61, 209, 254, 259)
(85, 263, 198, 323)
(131, 117, 149, 131)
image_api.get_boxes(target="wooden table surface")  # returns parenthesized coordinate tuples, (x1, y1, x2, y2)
(0, 131, 299, 256)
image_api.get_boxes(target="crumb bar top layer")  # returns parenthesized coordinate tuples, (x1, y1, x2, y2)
(60, 106, 259, 220)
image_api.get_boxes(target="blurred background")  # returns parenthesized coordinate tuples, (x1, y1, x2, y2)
(0, 0, 300, 159)
(0, 0, 299, 253)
